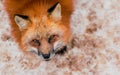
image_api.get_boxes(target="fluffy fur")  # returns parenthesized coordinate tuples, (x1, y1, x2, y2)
(1, 0, 120, 75)
(4, 0, 74, 60)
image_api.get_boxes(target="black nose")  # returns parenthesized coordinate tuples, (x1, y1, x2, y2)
(42, 53, 50, 59)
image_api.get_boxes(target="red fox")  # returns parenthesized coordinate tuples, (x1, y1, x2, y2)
(4, 0, 73, 60)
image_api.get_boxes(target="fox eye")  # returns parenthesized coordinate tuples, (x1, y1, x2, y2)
(48, 35, 58, 43)
(31, 39, 40, 46)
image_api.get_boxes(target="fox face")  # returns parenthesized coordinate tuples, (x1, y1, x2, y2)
(14, 3, 71, 60)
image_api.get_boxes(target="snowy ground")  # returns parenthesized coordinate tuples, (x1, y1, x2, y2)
(0, 0, 120, 75)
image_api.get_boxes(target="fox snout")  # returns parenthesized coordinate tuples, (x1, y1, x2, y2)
(42, 53, 50, 59)
(38, 49, 54, 60)
(37, 46, 67, 60)
(28, 37, 67, 60)
(29, 38, 54, 60)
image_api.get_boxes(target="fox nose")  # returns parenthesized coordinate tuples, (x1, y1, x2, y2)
(42, 53, 50, 59)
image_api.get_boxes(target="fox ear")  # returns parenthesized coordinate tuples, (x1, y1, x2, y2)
(14, 14, 30, 30)
(48, 3, 61, 21)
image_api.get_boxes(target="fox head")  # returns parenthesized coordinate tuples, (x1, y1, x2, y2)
(14, 3, 71, 60)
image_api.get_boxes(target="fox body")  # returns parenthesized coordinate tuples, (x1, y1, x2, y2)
(4, 0, 73, 60)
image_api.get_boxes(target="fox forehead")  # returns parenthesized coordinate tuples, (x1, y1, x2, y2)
(26, 16, 62, 38)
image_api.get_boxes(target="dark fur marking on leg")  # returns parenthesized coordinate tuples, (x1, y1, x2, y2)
(55, 46, 67, 55)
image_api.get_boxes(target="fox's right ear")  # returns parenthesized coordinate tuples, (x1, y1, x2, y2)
(14, 14, 30, 31)
(48, 2, 61, 22)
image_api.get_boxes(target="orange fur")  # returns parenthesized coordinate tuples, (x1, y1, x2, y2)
(4, 0, 73, 54)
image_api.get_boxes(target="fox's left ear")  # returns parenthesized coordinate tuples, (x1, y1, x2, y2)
(14, 14, 30, 31)
(48, 3, 61, 21)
